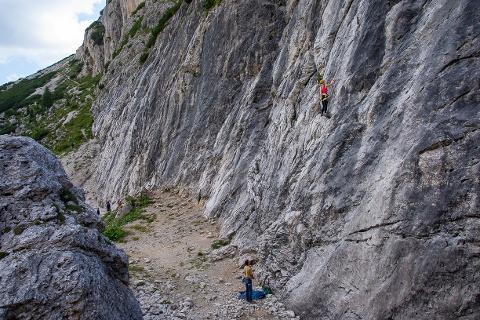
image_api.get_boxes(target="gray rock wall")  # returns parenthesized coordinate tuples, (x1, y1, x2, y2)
(76, 25, 105, 76)
(71, 0, 479, 318)
(0, 136, 142, 320)
(76, 0, 144, 74)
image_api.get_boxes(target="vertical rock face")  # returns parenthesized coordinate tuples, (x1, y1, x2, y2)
(0, 136, 142, 320)
(68, 0, 479, 318)
(76, 21, 106, 75)
(121, 0, 145, 19)
(76, 0, 145, 74)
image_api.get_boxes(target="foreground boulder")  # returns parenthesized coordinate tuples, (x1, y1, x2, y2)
(0, 136, 142, 320)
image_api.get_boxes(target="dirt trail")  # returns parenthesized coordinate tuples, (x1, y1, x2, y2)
(117, 191, 295, 320)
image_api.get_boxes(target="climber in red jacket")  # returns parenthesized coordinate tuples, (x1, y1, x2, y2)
(319, 78, 335, 116)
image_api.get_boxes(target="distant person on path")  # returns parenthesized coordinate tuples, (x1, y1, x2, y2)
(319, 78, 335, 116)
(243, 260, 254, 302)
(106, 201, 111, 212)
(96, 208, 100, 215)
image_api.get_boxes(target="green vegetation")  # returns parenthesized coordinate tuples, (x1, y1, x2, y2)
(1, 226, 11, 235)
(204, 0, 222, 12)
(129, 264, 155, 279)
(68, 60, 84, 79)
(78, 73, 102, 91)
(35, 74, 97, 152)
(52, 102, 94, 154)
(30, 127, 50, 141)
(132, 1, 146, 15)
(59, 188, 78, 204)
(57, 212, 66, 225)
(126, 193, 153, 207)
(0, 72, 56, 113)
(41, 88, 54, 108)
(146, 1, 182, 49)
(128, 17, 144, 39)
(103, 222, 128, 242)
(13, 225, 26, 236)
(139, 51, 149, 64)
(130, 224, 149, 233)
(211, 238, 230, 249)
(0, 81, 14, 91)
(0, 122, 16, 135)
(129, 264, 146, 274)
(112, 48, 122, 60)
(0, 58, 99, 156)
(52, 81, 70, 101)
(66, 203, 85, 213)
(88, 21, 106, 45)
(0, 251, 9, 260)
(139, 0, 182, 63)
(112, 15, 144, 60)
(102, 193, 152, 242)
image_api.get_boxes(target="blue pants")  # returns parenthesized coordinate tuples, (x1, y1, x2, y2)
(244, 278, 253, 302)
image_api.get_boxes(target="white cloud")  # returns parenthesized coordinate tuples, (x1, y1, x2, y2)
(0, 0, 103, 66)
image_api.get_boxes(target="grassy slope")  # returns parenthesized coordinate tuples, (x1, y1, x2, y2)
(0, 59, 102, 155)
(103, 194, 154, 242)
(0, 0, 188, 154)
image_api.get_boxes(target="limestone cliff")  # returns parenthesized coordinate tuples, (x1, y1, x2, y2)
(76, 0, 145, 74)
(68, 0, 480, 318)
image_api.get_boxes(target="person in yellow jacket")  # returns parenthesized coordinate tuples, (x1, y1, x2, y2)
(243, 260, 254, 302)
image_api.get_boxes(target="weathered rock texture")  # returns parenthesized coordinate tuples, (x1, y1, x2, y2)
(0, 136, 142, 320)
(68, 0, 480, 319)
(76, 0, 145, 74)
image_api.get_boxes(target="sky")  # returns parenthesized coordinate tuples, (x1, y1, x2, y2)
(0, 0, 105, 85)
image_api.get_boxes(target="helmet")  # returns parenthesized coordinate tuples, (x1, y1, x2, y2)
(319, 79, 325, 84)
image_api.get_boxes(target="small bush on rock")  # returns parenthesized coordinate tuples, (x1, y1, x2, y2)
(88, 21, 106, 45)
(1, 226, 11, 235)
(59, 188, 78, 204)
(57, 212, 66, 225)
(132, 1, 146, 15)
(139, 51, 149, 64)
(146, 0, 182, 49)
(128, 17, 144, 39)
(204, 0, 222, 12)
(66, 203, 85, 213)
(13, 225, 26, 235)
(211, 239, 230, 249)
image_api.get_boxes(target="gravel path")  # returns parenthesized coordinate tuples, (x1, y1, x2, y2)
(118, 191, 298, 320)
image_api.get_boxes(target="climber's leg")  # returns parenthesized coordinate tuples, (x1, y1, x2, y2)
(322, 99, 328, 114)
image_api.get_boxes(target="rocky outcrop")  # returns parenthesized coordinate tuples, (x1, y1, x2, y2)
(76, 0, 145, 74)
(66, 0, 480, 319)
(0, 136, 142, 320)
(76, 21, 106, 76)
